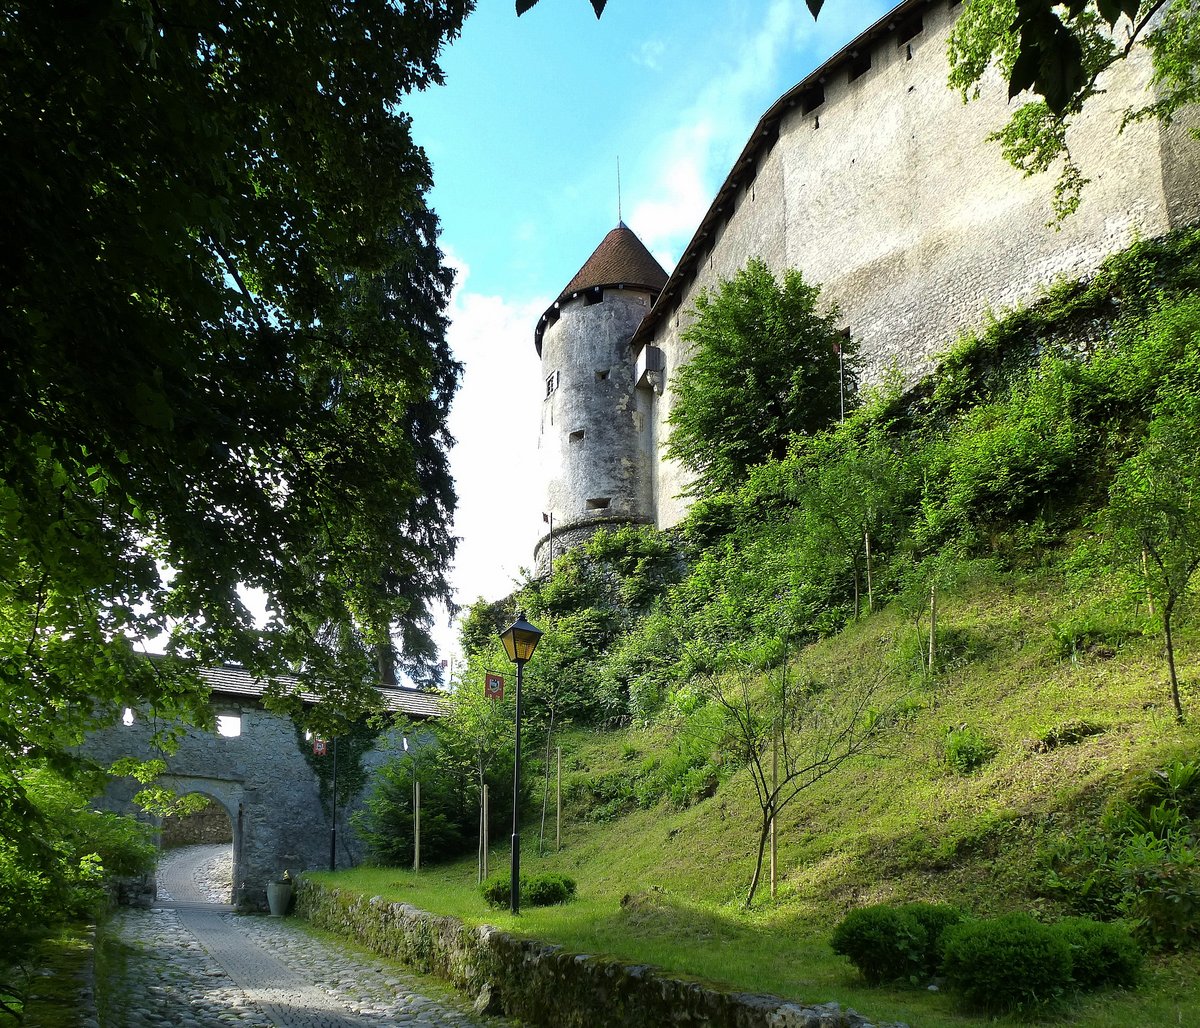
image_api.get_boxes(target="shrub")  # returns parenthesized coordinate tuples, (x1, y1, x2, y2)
(942, 913, 1073, 1015)
(524, 872, 577, 907)
(480, 871, 577, 908)
(830, 905, 928, 985)
(897, 902, 967, 975)
(1056, 916, 1141, 990)
(944, 726, 996, 774)
(480, 872, 511, 908)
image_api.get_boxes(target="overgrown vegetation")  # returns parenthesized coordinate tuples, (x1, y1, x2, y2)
(339, 229, 1200, 1024)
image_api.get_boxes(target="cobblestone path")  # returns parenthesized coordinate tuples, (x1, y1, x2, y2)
(97, 846, 509, 1028)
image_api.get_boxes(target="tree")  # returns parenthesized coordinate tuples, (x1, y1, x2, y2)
(1, 0, 471, 845)
(1104, 414, 1200, 722)
(665, 259, 852, 497)
(949, 0, 1198, 219)
(700, 645, 896, 907)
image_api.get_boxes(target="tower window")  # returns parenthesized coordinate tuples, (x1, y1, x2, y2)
(545, 370, 560, 397)
(584, 289, 603, 307)
(216, 714, 242, 738)
(569, 430, 585, 443)
(595, 370, 609, 382)
(800, 85, 824, 115)
(586, 498, 611, 511)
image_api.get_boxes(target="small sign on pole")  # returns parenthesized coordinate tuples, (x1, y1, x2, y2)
(484, 671, 505, 701)
(312, 738, 327, 756)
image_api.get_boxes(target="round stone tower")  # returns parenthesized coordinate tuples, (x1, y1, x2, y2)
(534, 223, 668, 573)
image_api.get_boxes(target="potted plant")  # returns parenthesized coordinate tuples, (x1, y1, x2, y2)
(266, 870, 293, 916)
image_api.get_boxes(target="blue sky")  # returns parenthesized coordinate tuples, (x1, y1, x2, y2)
(408, 0, 894, 664)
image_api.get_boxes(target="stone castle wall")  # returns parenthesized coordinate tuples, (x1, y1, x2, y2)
(636, 0, 1200, 530)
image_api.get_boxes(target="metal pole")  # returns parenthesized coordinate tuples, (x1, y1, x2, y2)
(414, 781, 421, 872)
(511, 658, 524, 915)
(329, 735, 338, 872)
(556, 745, 562, 853)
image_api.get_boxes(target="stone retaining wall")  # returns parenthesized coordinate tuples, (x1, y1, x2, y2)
(295, 880, 905, 1028)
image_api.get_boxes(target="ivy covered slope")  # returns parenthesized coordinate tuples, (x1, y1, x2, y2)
(332, 227, 1200, 1025)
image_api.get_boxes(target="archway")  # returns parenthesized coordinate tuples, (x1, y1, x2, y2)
(157, 777, 244, 905)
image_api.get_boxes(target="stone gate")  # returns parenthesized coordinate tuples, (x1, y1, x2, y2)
(80, 665, 440, 909)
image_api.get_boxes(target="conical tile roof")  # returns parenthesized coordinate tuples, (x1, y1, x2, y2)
(535, 223, 668, 354)
(558, 223, 668, 299)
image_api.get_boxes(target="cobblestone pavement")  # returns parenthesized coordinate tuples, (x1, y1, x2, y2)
(97, 845, 510, 1028)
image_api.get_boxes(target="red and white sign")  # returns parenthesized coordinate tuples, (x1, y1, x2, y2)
(312, 738, 328, 756)
(484, 672, 505, 700)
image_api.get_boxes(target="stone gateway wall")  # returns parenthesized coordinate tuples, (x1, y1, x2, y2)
(295, 880, 906, 1028)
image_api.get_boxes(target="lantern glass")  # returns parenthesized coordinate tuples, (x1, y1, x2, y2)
(499, 612, 543, 664)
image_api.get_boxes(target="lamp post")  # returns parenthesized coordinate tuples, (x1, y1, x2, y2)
(499, 610, 543, 915)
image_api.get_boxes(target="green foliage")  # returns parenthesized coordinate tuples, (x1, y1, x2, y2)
(479, 871, 577, 908)
(897, 903, 968, 975)
(666, 259, 854, 496)
(949, 0, 1200, 218)
(1056, 916, 1142, 989)
(1044, 759, 1200, 949)
(830, 905, 929, 985)
(941, 912, 1073, 1015)
(1, 0, 468, 864)
(0, 767, 155, 972)
(943, 726, 996, 775)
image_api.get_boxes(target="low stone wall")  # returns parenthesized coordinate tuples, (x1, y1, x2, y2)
(295, 880, 905, 1028)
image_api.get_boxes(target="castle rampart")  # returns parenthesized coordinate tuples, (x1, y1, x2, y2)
(629, 0, 1200, 530)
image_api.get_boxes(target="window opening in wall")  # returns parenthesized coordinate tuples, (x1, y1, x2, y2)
(586, 498, 611, 510)
(849, 51, 871, 81)
(584, 288, 603, 307)
(216, 714, 242, 738)
(569, 430, 585, 443)
(595, 369, 609, 382)
(814, 115, 820, 130)
(122, 707, 134, 726)
(897, 16, 922, 45)
(545, 370, 560, 397)
(906, 43, 913, 60)
(800, 85, 824, 115)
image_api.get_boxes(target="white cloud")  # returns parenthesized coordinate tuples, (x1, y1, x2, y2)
(632, 39, 666, 71)
(430, 252, 550, 665)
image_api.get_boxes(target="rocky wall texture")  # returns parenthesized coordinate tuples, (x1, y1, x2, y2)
(295, 880, 906, 1028)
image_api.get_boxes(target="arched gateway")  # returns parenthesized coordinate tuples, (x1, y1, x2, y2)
(80, 665, 441, 909)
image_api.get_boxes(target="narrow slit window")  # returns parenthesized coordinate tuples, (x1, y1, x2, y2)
(800, 85, 824, 115)
(569, 430, 585, 443)
(545, 370, 560, 397)
(122, 707, 135, 726)
(586, 498, 611, 511)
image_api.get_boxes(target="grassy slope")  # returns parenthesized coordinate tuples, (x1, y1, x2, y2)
(316, 560, 1200, 1026)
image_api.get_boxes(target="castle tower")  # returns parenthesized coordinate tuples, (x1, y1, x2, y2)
(534, 223, 668, 573)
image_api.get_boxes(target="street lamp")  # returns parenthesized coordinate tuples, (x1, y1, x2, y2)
(499, 610, 543, 915)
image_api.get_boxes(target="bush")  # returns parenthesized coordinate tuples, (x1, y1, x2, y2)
(944, 726, 996, 774)
(897, 902, 967, 975)
(480, 871, 578, 909)
(524, 872, 577, 907)
(830, 905, 928, 985)
(1056, 916, 1141, 990)
(942, 913, 1073, 1015)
